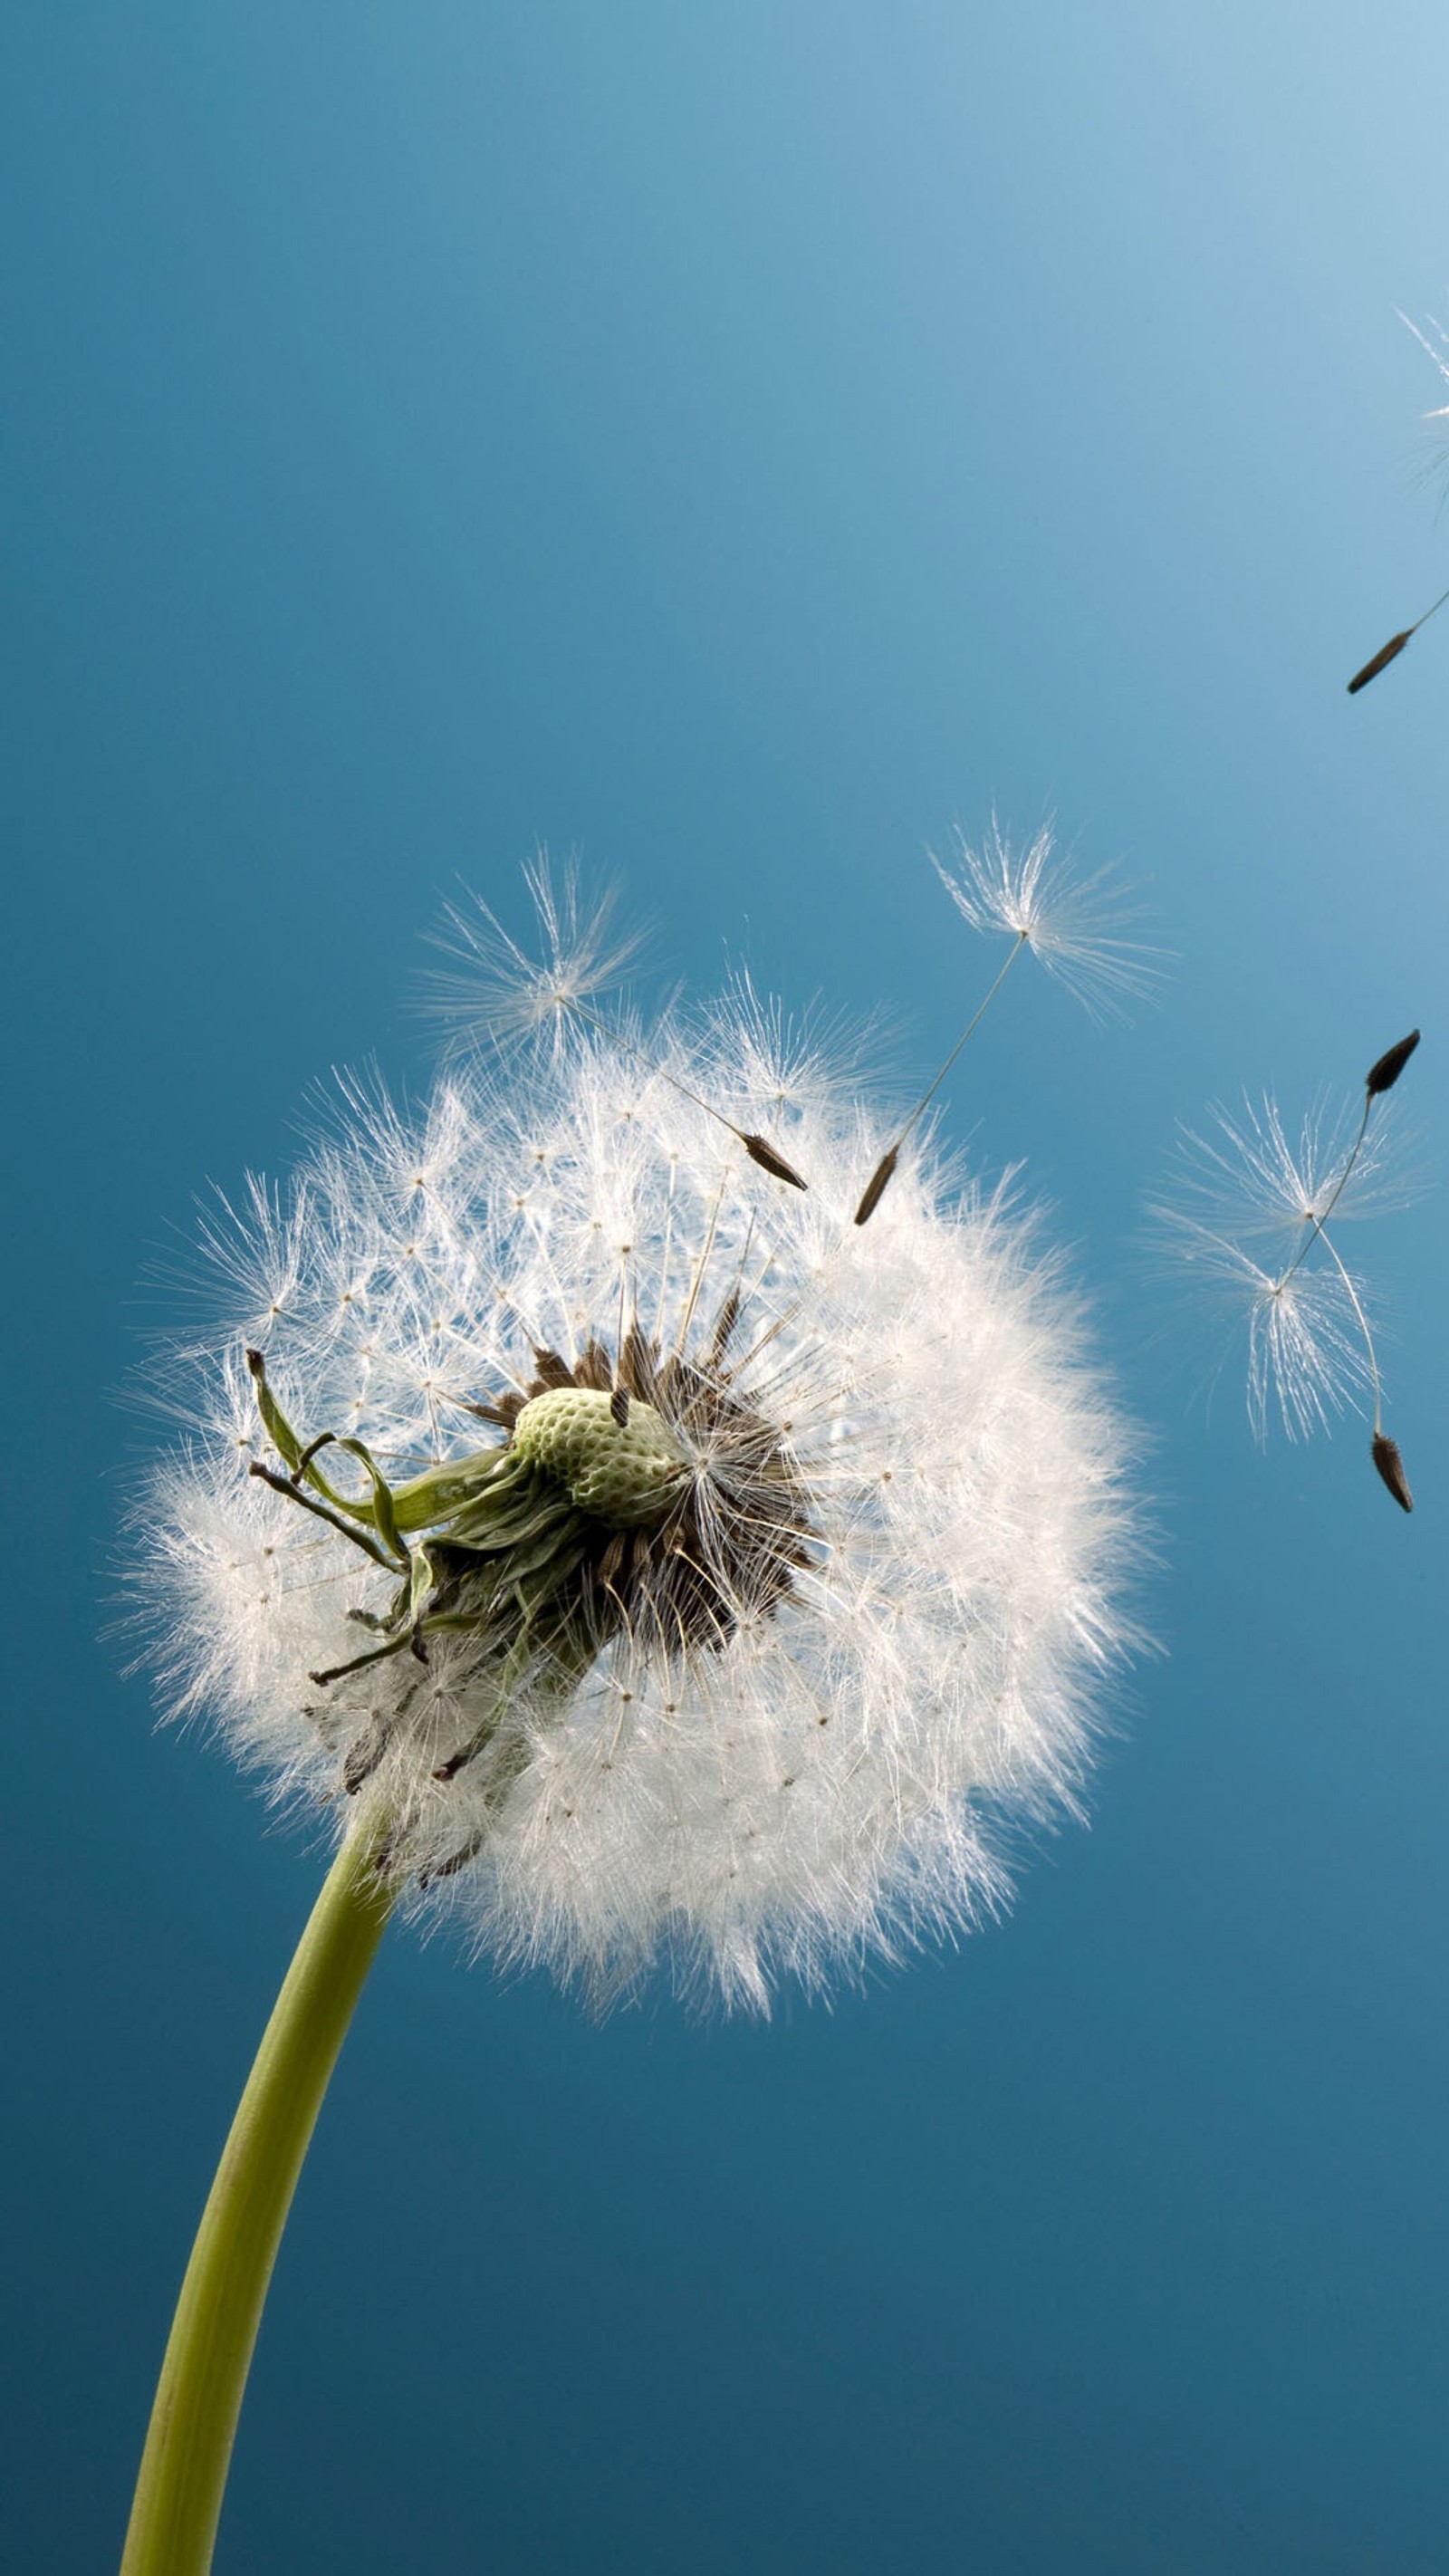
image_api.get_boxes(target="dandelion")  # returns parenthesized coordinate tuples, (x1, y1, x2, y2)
(122, 880, 1144, 2573)
(1154, 1032, 1422, 1500)
(854, 817, 1162, 1223)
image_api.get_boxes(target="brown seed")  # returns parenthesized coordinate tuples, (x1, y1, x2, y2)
(853, 1147, 898, 1226)
(1348, 630, 1412, 694)
(422, 1831, 486, 1885)
(1371, 1431, 1414, 1513)
(619, 1322, 661, 1402)
(741, 1131, 808, 1190)
(709, 1285, 743, 1362)
(609, 1385, 630, 1428)
(1366, 1030, 1421, 1096)
(458, 1395, 520, 1427)
(531, 1347, 576, 1389)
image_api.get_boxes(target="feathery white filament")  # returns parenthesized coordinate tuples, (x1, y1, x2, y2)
(931, 816, 1164, 1017)
(1152, 1085, 1421, 1445)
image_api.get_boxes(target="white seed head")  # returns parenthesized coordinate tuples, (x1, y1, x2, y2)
(138, 983, 1144, 2010)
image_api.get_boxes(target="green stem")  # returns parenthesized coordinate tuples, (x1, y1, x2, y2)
(120, 1815, 394, 2576)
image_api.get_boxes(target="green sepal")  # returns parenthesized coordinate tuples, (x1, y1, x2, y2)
(388, 1448, 511, 1532)
(315, 1436, 409, 1567)
(245, 1349, 303, 1474)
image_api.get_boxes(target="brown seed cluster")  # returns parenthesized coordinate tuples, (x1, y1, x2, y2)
(474, 1318, 818, 1658)
(297, 1302, 821, 1821)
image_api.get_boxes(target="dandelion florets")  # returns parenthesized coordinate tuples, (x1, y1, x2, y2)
(139, 962, 1143, 2009)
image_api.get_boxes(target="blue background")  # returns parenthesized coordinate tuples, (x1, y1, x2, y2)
(5, 6, 1448, 2569)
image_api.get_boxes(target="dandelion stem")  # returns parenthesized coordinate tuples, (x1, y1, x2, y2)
(120, 1812, 393, 2576)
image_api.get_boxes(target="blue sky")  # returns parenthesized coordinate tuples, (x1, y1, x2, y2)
(5, 6, 1449, 2569)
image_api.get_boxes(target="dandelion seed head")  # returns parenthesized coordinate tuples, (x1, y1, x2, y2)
(137, 936, 1144, 2011)
(931, 816, 1164, 1017)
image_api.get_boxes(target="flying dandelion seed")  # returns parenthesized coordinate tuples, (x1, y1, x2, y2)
(1346, 305, 1449, 691)
(430, 859, 809, 1191)
(1154, 1032, 1423, 1501)
(426, 851, 646, 1057)
(931, 817, 1163, 1015)
(854, 818, 1164, 1225)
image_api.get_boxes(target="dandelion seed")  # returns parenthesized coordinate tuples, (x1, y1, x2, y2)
(1367, 1028, 1421, 1096)
(430, 857, 809, 1193)
(1372, 1431, 1414, 1513)
(855, 817, 1163, 1224)
(1345, 303, 1449, 692)
(426, 852, 644, 1057)
(1156, 1088, 1420, 1262)
(932, 816, 1164, 1017)
(1155, 1033, 1424, 1503)
(1347, 586, 1449, 694)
